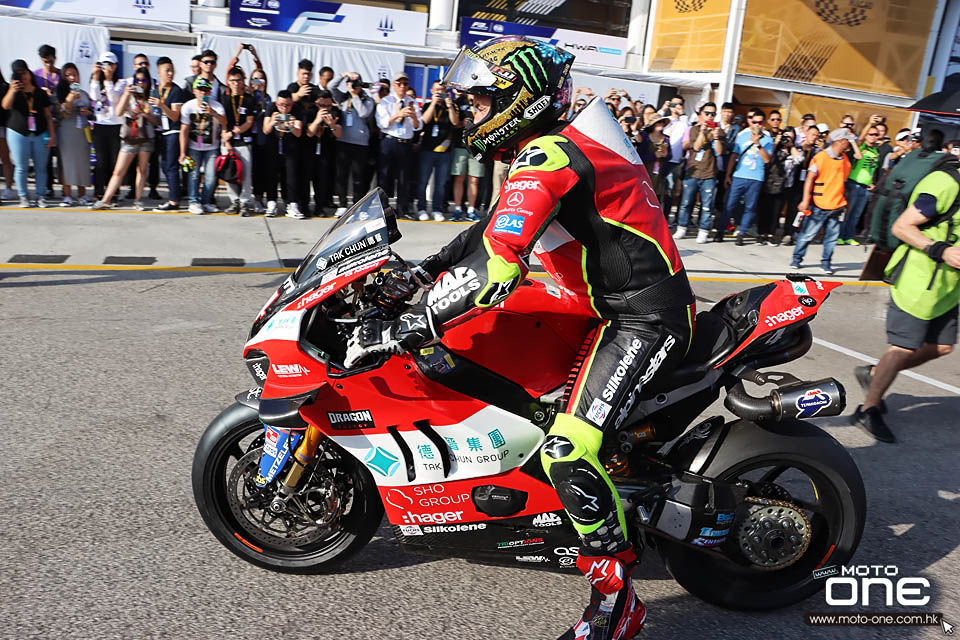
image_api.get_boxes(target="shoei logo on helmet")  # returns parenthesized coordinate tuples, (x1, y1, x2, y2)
(796, 389, 832, 418)
(523, 95, 551, 120)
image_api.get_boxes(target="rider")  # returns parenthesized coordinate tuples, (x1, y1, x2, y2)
(345, 36, 695, 639)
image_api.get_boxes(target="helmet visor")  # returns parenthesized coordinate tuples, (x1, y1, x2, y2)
(441, 48, 499, 92)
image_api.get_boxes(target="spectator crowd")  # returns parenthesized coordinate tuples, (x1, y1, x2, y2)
(0, 42, 942, 265)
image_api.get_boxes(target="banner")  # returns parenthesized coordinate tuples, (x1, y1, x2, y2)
(231, 1, 428, 47)
(0, 0, 190, 24)
(647, 0, 730, 72)
(738, 0, 939, 97)
(786, 93, 912, 134)
(459, 17, 628, 69)
(0, 15, 108, 84)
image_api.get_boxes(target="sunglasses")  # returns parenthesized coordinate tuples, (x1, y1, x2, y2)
(670, 102, 682, 107)
(842, 122, 855, 128)
(750, 120, 764, 125)
(134, 79, 149, 84)
(610, 96, 621, 101)
(701, 110, 716, 116)
(395, 80, 409, 85)
(201, 59, 216, 65)
(769, 117, 782, 121)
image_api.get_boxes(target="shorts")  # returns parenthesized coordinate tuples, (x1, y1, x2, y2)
(121, 139, 155, 154)
(886, 298, 958, 350)
(451, 147, 486, 178)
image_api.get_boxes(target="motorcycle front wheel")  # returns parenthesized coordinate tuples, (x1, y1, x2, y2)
(657, 418, 866, 611)
(192, 402, 384, 573)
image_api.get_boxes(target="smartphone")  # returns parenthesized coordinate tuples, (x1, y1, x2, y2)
(70, 82, 81, 92)
(133, 85, 143, 94)
(705, 120, 718, 129)
(201, 95, 210, 105)
(623, 116, 636, 124)
(242, 43, 252, 50)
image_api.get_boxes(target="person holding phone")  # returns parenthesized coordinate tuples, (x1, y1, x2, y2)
(222, 66, 256, 215)
(2, 59, 55, 207)
(263, 89, 305, 218)
(329, 71, 374, 217)
(674, 101, 724, 243)
(375, 71, 421, 219)
(55, 63, 92, 207)
(226, 42, 264, 76)
(717, 108, 773, 245)
(92, 68, 159, 211)
(416, 80, 460, 221)
(150, 57, 186, 212)
(90, 51, 125, 201)
(248, 69, 275, 215)
(0, 69, 16, 202)
(179, 77, 227, 214)
(306, 89, 342, 217)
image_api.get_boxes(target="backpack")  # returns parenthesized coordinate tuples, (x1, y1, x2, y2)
(215, 150, 243, 184)
(869, 151, 960, 250)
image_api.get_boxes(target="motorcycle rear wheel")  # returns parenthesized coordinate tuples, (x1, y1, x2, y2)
(192, 402, 384, 573)
(657, 419, 865, 611)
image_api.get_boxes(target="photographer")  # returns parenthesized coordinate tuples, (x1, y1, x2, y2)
(92, 68, 159, 211)
(674, 101, 724, 243)
(248, 69, 274, 214)
(375, 72, 421, 219)
(305, 89, 342, 217)
(151, 57, 186, 212)
(89, 51, 125, 201)
(3, 59, 55, 208)
(263, 89, 305, 218)
(226, 42, 263, 76)
(759, 127, 803, 245)
(329, 71, 373, 217)
(179, 78, 227, 214)
(839, 119, 883, 246)
(287, 59, 319, 104)
(718, 108, 773, 245)
(636, 114, 671, 212)
(55, 63, 92, 207)
(416, 81, 459, 221)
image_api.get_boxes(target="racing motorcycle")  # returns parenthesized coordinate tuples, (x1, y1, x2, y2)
(193, 189, 866, 611)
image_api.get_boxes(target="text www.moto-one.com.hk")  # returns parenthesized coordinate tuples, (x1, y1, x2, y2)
(804, 612, 945, 627)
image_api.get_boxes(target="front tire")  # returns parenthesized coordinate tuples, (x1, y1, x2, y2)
(192, 402, 384, 573)
(658, 418, 866, 610)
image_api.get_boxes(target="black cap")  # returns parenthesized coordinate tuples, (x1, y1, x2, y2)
(11, 59, 28, 74)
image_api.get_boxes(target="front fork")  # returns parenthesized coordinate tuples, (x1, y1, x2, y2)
(254, 423, 326, 495)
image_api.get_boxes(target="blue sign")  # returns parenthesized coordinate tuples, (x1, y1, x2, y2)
(493, 214, 525, 236)
(231, 1, 427, 46)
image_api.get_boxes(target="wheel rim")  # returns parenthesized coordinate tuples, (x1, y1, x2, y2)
(208, 420, 365, 558)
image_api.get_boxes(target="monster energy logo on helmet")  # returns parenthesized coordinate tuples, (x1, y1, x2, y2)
(503, 47, 549, 93)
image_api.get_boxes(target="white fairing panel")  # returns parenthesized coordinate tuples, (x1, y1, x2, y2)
(333, 405, 546, 487)
(567, 97, 642, 166)
(245, 310, 305, 348)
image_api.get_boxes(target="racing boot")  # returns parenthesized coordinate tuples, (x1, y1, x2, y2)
(559, 547, 646, 640)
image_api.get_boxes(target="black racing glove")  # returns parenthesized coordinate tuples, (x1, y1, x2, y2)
(343, 307, 438, 369)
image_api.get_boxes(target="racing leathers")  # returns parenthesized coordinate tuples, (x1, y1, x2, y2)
(417, 98, 695, 639)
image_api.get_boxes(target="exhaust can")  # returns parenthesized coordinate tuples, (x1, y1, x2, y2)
(772, 378, 846, 420)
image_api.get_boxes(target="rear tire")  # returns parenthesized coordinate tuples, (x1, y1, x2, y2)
(192, 402, 384, 573)
(657, 419, 866, 610)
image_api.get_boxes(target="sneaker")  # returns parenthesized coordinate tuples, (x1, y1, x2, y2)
(735, 234, 744, 246)
(432, 211, 445, 221)
(148, 189, 162, 201)
(561, 548, 646, 640)
(37, 198, 49, 208)
(77, 196, 92, 206)
(853, 365, 888, 414)
(782, 235, 795, 246)
(417, 209, 429, 221)
(18, 197, 31, 208)
(240, 203, 252, 218)
(696, 229, 710, 244)
(202, 204, 218, 214)
(758, 236, 769, 246)
(713, 233, 724, 243)
(133, 201, 145, 211)
(59, 196, 73, 207)
(846, 238, 861, 246)
(789, 260, 801, 270)
(253, 200, 265, 214)
(91, 200, 112, 210)
(852, 405, 896, 443)
(465, 207, 479, 222)
(334, 207, 347, 218)
(154, 202, 179, 212)
(265, 200, 278, 217)
(44, 189, 55, 198)
(286, 202, 305, 219)
(189, 202, 204, 215)
(821, 264, 835, 276)
(451, 206, 463, 221)
(836, 238, 847, 246)
(673, 227, 687, 240)
(228, 201, 241, 215)
(1, 188, 15, 201)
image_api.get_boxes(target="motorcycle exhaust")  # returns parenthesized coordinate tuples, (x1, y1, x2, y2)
(725, 378, 846, 422)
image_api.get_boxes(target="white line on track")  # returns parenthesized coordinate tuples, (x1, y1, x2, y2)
(813, 337, 960, 396)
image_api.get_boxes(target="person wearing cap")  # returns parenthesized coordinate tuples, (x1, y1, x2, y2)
(717, 108, 774, 245)
(90, 51, 126, 201)
(838, 121, 882, 246)
(179, 77, 227, 214)
(881, 128, 919, 173)
(635, 112, 672, 211)
(376, 71, 421, 218)
(674, 101, 724, 243)
(789, 127, 857, 274)
(329, 71, 374, 217)
(2, 59, 56, 207)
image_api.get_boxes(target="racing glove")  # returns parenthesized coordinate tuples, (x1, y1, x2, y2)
(344, 306, 438, 369)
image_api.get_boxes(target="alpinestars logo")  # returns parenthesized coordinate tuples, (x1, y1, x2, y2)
(511, 146, 548, 173)
(614, 335, 676, 428)
(532, 512, 563, 527)
(602, 337, 643, 401)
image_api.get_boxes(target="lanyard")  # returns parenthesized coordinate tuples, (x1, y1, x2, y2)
(25, 91, 35, 115)
(159, 85, 171, 104)
(231, 94, 242, 126)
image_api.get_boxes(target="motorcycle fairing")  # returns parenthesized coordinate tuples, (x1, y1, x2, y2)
(715, 278, 841, 367)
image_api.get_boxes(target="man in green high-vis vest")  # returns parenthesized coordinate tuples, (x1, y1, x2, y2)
(853, 170, 960, 443)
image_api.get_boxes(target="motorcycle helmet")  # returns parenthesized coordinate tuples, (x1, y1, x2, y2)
(442, 36, 574, 162)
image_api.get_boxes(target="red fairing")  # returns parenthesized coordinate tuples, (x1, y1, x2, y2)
(377, 468, 564, 526)
(716, 278, 842, 367)
(283, 257, 389, 314)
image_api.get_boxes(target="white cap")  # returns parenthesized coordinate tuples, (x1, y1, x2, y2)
(816, 122, 830, 133)
(98, 51, 118, 65)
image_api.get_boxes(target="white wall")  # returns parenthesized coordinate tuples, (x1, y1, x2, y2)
(119, 41, 195, 85)
(0, 15, 108, 84)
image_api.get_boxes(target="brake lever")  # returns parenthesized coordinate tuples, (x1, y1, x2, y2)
(391, 250, 432, 290)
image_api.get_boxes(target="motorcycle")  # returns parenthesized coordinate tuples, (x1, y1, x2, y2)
(193, 189, 865, 611)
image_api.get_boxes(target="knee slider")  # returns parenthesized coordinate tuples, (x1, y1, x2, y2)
(547, 459, 612, 526)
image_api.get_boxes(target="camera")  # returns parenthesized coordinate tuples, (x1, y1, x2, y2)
(277, 113, 290, 122)
(704, 120, 718, 129)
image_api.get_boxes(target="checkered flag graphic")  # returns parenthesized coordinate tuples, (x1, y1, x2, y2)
(814, 0, 869, 27)
(674, 0, 707, 13)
